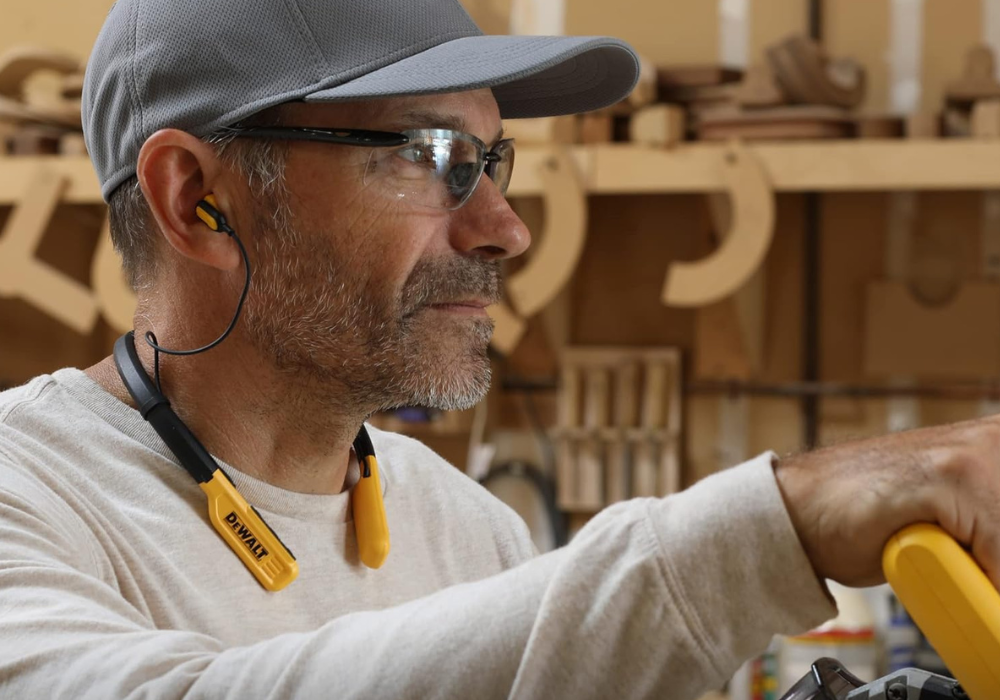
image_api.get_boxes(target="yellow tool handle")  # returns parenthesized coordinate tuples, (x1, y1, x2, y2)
(201, 472, 299, 592)
(352, 454, 390, 569)
(884, 523, 1000, 700)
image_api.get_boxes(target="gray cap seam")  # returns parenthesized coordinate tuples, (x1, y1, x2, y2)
(283, 0, 328, 77)
(129, 0, 146, 146)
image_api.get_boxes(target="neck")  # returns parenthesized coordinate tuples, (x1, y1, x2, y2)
(86, 319, 364, 496)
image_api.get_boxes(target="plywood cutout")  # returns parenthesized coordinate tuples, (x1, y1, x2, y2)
(662, 141, 775, 307)
(694, 192, 766, 378)
(0, 46, 82, 128)
(486, 301, 527, 356)
(506, 146, 588, 318)
(0, 167, 98, 333)
(0, 46, 79, 98)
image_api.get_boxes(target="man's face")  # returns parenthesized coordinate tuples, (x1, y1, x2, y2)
(237, 89, 530, 414)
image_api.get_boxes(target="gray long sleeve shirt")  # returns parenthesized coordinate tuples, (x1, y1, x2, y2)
(0, 369, 836, 698)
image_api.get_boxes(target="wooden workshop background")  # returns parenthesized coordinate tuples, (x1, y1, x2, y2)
(1, 0, 997, 507)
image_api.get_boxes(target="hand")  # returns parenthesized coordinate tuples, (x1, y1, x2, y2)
(773, 416, 1000, 588)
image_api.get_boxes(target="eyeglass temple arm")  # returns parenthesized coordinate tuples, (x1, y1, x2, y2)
(224, 126, 410, 148)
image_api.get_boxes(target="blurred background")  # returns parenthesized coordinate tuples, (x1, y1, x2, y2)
(3, 0, 999, 697)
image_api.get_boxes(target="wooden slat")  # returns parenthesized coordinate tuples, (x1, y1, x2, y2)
(11, 141, 1000, 206)
(0, 157, 101, 203)
(587, 142, 1000, 193)
(510, 142, 1000, 195)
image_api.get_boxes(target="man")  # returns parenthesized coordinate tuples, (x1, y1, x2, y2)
(1, 0, 998, 697)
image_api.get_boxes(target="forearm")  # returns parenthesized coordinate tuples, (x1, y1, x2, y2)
(507, 453, 835, 699)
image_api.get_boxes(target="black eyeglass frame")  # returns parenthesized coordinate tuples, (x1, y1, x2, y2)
(220, 126, 514, 209)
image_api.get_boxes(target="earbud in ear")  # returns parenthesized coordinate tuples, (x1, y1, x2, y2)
(195, 194, 233, 234)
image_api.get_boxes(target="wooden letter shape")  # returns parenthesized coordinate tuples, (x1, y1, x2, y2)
(662, 142, 774, 307)
(0, 168, 98, 333)
(486, 300, 528, 356)
(506, 146, 588, 318)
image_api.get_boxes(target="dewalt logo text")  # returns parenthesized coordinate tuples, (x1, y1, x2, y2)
(225, 512, 269, 561)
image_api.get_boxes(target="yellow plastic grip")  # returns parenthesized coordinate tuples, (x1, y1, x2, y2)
(352, 455, 390, 569)
(883, 524, 1000, 700)
(201, 472, 299, 592)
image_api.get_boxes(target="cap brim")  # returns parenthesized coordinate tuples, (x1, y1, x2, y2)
(303, 35, 639, 119)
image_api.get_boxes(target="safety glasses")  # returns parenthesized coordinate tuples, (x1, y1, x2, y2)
(223, 126, 515, 211)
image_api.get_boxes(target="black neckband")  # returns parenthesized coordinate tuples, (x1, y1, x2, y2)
(114, 331, 217, 483)
(113, 331, 376, 483)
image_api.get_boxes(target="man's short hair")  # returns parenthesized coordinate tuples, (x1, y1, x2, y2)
(107, 108, 289, 290)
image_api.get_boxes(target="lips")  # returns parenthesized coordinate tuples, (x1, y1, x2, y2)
(399, 258, 503, 318)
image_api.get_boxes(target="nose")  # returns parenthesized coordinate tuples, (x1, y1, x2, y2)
(448, 174, 531, 260)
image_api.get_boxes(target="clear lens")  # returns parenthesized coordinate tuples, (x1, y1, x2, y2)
(363, 129, 514, 210)
(491, 139, 515, 196)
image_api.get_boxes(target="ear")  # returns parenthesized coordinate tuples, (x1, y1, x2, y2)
(136, 129, 242, 273)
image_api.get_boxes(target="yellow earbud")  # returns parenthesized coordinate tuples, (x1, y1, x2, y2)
(195, 194, 229, 233)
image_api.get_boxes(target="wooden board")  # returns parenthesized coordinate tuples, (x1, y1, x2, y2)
(502, 116, 577, 145)
(571, 194, 700, 348)
(694, 298, 754, 379)
(658, 83, 737, 106)
(578, 113, 612, 144)
(657, 65, 743, 90)
(0, 198, 111, 387)
(819, 193, 888, 385)
(855, 115, 904, 139)
(629, 104, 685, 147)
(865, 281, 1000, 379)
(906, 113, 943, 139)
(698, 106, 852, 141)
(699, 119, 850, 141)
(20, 142, 1000, 207)
(734, 63, 786, 109)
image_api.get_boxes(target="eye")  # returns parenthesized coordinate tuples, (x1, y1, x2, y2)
(397, 139, 453, 172)
(445, 162, 476, 191)
(399, 144, 435, 166)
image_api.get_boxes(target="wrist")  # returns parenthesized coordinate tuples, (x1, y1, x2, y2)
(770, 453, 833, 601)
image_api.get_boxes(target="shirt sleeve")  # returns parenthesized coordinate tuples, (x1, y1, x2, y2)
(0, 452, 835, 700)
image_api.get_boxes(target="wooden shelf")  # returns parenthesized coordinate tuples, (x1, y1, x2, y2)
(6, 139, 1000, 206)
(510, 140, 1000, 195)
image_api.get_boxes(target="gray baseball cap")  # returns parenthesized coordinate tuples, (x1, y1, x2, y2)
(83, 0, 640, 201)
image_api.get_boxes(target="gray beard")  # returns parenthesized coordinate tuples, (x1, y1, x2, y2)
(239, 213, 498, 416)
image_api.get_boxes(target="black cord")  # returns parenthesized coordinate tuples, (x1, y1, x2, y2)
(144, 223, 251, 392)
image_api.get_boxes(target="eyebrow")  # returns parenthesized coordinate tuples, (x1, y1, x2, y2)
(391, 109, 506, 146)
